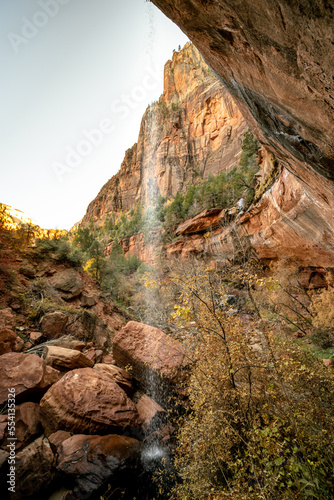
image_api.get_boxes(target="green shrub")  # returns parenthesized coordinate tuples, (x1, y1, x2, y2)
(100, 242, 142, 306)
(239, 130, 259, 171)
(73, 227, 95, 252)
(36, 237, 83, 267)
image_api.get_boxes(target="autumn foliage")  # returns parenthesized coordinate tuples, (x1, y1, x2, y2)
(144, 261, 334, 499)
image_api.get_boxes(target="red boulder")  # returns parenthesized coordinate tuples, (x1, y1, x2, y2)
(40, 367, 141, 436)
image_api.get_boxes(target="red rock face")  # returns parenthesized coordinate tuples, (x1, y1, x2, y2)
(78, 33, 334, 267)
(167, 167, 334, 267)
(175, 208, 227, 236)
(151, 1, 334, 180)
(118, 233, 158, 265)
(40, 367, 141, 435)
(1, 402, 42, 451)
(151, 0, 334, 265)
(238, 169, 334, 266)
(80, 43, 248, 227)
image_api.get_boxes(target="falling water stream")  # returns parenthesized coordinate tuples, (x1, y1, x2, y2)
(138, 96, 172, 493)
(105, 5, 171, 498)
(91, 98, 170, 500)
(67, 5, 172, 499)
(137, 3, 173, 492)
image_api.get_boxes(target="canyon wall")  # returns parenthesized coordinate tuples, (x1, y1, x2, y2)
(80, 43, 248, 227)
(81, 16, 334, 268)
(150, 0, 334, 266)
(120, 150, 334, 268)
(151, 1, 334, 183)
(167, 167, 334, 268)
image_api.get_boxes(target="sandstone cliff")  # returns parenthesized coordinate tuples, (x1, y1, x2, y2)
(149, 0, 334, 267)
(118, 147, 334, 269)
(151, 1, 334, 184)
(80, 43, 248, 227)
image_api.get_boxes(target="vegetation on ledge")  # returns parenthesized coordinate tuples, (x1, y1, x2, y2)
(101, 130, 260, 244)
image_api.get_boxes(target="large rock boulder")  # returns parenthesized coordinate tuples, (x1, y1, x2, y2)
(0, 415, 7, 441)
(44, 346, 94, 371)
(40, 311, 68, 339)
(57, 434, 141, 496)
(14, 402, 42, 451)
(19, 263, 36, 278)
(93, 363, 134, 395)
(0, 352, 60, 405)
(29, 331, 43, 344)
(50, 269, 84, 300)
(113, 321, 190, 402)
(38, 365, 61, 391)
(48, 430, 71, 454)
(80, 293, 97, 308)
(12, 436, 56, 500)
(40, 368, 141, 436)
(0, 448, 9, 470)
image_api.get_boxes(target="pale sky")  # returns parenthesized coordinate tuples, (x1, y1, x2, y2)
(0, 0, 188, 229)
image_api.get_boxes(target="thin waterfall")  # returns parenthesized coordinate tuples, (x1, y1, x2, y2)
(142, 0, 162, 403)
(139, 4, 171, 476)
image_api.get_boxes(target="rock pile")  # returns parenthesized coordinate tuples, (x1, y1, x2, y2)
(0, 320, 187, 499)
